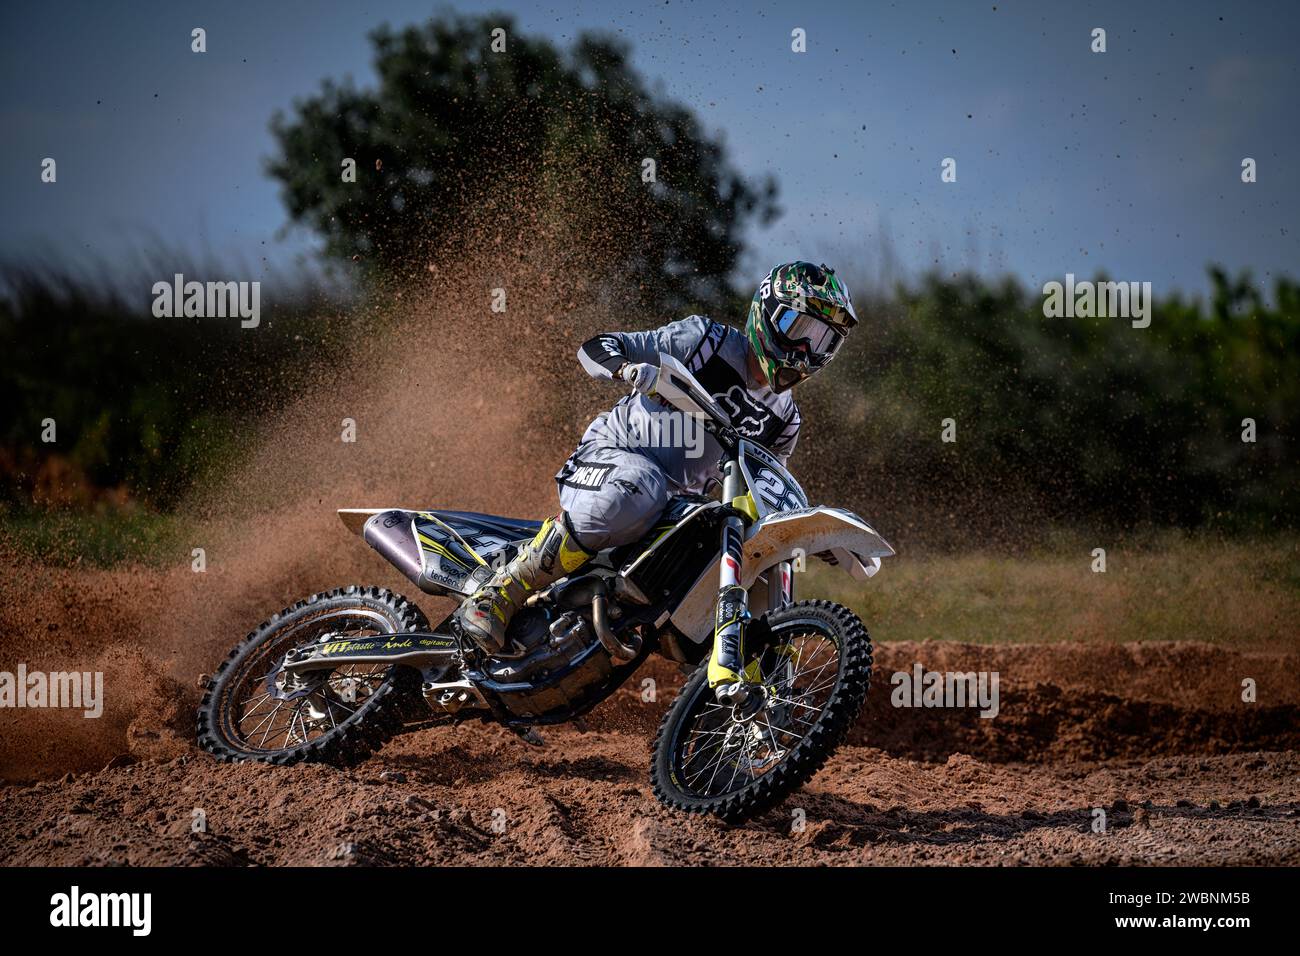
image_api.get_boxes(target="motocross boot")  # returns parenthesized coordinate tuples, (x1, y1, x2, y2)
(453, 513, 595, 654)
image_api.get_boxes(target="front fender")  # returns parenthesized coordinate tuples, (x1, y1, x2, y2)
(666, 506, 894, 643)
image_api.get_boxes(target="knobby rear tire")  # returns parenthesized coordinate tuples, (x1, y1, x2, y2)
(197, 586, 426, 766)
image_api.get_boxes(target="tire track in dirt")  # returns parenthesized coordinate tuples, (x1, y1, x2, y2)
(2, 729, 1296, 866)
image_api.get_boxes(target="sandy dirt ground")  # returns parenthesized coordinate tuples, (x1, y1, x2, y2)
(2, 641, 1296, 866)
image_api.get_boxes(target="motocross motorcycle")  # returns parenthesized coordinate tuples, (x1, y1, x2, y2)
(198, 354, 894, 822)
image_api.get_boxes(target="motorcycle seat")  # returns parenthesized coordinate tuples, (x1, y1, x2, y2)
(432, 510, 544, 540)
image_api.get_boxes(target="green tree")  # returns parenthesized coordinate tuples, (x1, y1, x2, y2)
(268, 12, 777, 312)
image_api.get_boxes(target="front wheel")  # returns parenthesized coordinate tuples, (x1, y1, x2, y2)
(651, 600, 872, 823)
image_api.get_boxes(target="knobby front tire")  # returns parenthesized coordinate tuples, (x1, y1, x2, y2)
(651, 599, 872, 824)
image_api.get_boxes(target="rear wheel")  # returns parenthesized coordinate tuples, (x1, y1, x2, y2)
(197, 586, 426, 765)
(651, 600, 871, 823)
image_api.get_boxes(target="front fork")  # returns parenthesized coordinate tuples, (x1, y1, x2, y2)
(707, 461, 793, 702)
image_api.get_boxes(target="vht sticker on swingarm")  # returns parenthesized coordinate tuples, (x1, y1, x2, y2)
(316, 636, 456, 657)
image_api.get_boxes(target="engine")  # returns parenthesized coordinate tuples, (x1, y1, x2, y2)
(484, 606, 597, 684)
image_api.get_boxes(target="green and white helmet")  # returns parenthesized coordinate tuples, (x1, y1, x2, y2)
(745, 261, 857, 392)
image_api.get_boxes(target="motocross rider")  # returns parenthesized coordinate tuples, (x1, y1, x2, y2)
(454, 261, 857, 690)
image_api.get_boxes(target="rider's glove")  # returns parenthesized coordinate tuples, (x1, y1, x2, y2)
(619, 361, 660, 396)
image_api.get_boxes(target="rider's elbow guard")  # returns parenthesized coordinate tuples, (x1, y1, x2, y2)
(578, 335, 627, 380)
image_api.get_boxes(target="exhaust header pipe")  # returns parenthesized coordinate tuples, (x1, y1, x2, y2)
(552, 576, 641, 663)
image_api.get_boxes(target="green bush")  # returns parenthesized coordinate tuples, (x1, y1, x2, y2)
(798, 269, 1299, 543)
(0, 256, 351, 509)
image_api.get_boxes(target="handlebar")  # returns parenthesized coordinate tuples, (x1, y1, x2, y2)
(648, 352, 743, 456)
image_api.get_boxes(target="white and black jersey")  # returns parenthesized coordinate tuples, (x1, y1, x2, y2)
(574, 315, 800, 494)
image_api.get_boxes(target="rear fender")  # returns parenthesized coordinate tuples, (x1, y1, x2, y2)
(667, 506, 894, 643)
(338, 508, 495, 598)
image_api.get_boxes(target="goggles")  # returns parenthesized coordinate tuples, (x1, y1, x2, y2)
(772, 307, 845, 359)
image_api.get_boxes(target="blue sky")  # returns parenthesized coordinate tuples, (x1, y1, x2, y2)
(2, 0, 1296, 299)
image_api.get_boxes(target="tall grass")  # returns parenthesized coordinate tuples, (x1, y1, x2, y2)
(810, 533, 1300, 648)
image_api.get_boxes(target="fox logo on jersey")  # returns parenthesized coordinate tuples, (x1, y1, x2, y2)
(716, 385, 773, 437)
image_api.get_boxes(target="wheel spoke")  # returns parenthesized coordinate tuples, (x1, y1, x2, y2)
(238, 692, 272, 721)
(242, 704, 279, 741)
(219, 607, 404, 754)
(257, 702, 285, 747)
(672, 627, 841, 799)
